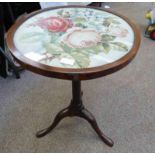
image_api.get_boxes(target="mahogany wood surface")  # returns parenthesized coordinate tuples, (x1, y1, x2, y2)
(6, 5, 141, 80)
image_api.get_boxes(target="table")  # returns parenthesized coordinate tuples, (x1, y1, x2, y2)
(6, 6, 141, 147)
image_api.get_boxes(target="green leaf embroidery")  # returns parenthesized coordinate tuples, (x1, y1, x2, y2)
(79, 49, 90, 56)
(102, 20, 111, 27)
(57, 10, 63, 16)
(85, 47, 98, 54)
(103, 17, 120, 27)
(71, 52, 90, 68)
(110, 42, 128, 52)
(83, 48, 96, 55)
(75, 23, 87, 28)
(62, 11, 71, 18)
(61, 44, 73, 53)
(75, 17, 86, 23)
(60, 44, 91, 68)
(77, 43, 109, 55)
(93, 44, 105, 54)
(112, 20, 120, 24)
(101, 34, 116, 42)
(102, 43, 110, 54)
(45, 43, 63, 55)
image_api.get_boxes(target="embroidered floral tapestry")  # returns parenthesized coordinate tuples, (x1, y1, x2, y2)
(14, 7, 134, 68)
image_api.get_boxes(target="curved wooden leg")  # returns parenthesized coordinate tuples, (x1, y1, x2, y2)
(36, 80, 113, 147)
(78, 108, 114, 147)
(36, 107, 69, 138)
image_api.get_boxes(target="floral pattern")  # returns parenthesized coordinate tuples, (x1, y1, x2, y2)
(61, 28, 102, 48)
(33, 17, 73, 32)
(14, 7, 134, 68)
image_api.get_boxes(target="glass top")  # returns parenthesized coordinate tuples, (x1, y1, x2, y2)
(14, 7, 134, 69)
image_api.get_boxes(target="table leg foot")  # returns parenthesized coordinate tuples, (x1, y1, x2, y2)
(78, 108, 114, 147)
(36, 80, 113, 147)
(36, 107, 69, 138)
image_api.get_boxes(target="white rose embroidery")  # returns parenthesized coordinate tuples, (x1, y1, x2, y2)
(61, 28, 102, 48)
(108, 25, 128, 38)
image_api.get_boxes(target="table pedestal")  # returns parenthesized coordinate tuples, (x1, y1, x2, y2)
(36, 80, 114, 147)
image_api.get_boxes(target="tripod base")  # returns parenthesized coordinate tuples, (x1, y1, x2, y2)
(36, 80, 114, 147)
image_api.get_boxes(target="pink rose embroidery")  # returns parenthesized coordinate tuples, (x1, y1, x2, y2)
(35, 17, 73, 32)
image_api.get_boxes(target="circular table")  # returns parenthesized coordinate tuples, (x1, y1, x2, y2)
(6, 6, 141, 147)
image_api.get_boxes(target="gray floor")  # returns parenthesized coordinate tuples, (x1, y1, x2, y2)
(0, 2, 155, 153)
